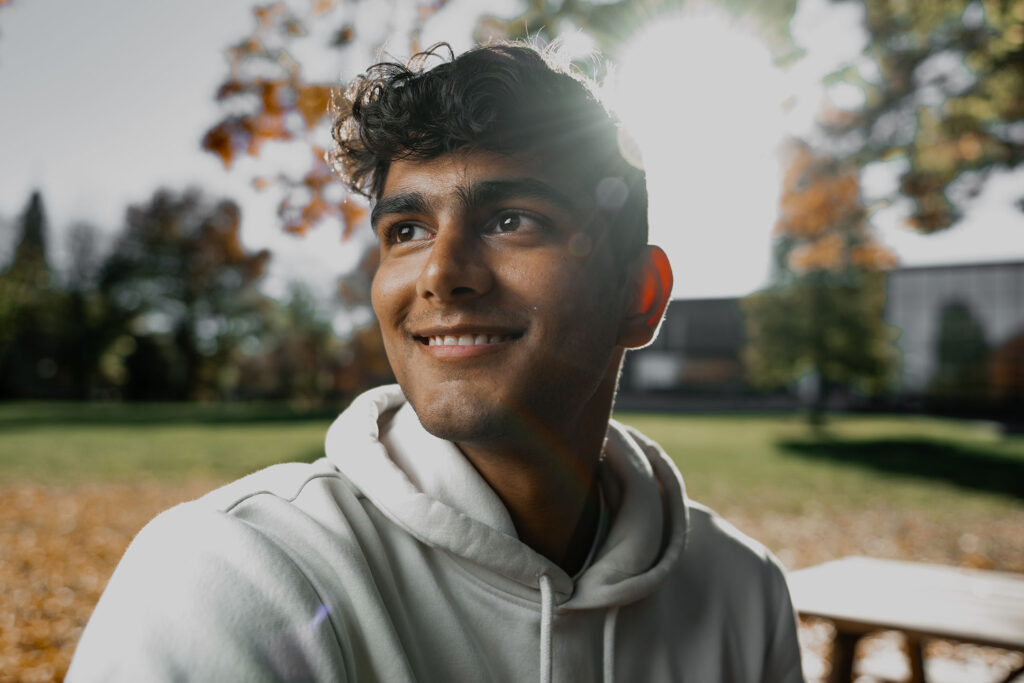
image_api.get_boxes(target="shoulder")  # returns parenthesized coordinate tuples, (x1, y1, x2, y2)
(115, 458, 366, 598)
(103, 458, 355, 609)
(68, 460, 354, 681)
(686, 502, 779, 567)
(677, 501, 792, 605)
(674, 502, 804, 681)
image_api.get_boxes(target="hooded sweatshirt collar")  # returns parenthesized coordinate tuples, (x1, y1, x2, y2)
(324, 385, 689, 610)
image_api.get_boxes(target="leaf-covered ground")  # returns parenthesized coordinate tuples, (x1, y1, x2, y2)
(0, 481, 214, 682)
(2, 480, 1022, 682)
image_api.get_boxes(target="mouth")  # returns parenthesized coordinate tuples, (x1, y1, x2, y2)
(416, 332, 522, 347)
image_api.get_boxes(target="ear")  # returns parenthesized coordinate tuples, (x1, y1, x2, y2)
(617, 245, 673, 349)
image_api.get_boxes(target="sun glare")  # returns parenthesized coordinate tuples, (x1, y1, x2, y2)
(606, 7, 787, 298)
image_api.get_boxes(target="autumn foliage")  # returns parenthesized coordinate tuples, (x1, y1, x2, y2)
(819, 0, 1024, 233)
(775, 141, 897, 274)
(742, 141, 899, 421)
(201, 1, 454, 239)
(201, 1, 370, 239)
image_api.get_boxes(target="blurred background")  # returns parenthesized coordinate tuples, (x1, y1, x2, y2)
(0, 0, 1021, 680)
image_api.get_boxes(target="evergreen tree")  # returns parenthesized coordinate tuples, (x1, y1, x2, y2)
(0, 191, 63, 397)
(929, 300, 990, 402)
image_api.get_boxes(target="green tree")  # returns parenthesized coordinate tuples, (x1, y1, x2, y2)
(56, 222, 135, 398)
(238, 282, 342, 402)
(0, 191, 64, 397)
(742, 143, 897, 425)
(479, 0, 798, 59)
(822, 0, 1024, 232)
(929, 300, 990, 401)
(99, 188, 271, 400)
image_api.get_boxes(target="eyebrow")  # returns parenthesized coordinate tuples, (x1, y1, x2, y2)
(370, 192, 431, 232)
(370, 177, 579, 231)
(459, 178, 578, 217)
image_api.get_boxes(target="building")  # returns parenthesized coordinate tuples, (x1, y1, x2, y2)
(886, 261, 1024, 402)
(620, 261, 1024, 415)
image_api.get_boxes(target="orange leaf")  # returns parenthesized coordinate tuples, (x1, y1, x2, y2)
(332, 24, 355, 46)
(216, 80, 247, 100)
(339, 199, 368, 240)
(284, 219, 311, 236)
(201, 122, 241, 168)
(295, 85, 333, 129)
(850, 243, 898, 270)
(254, 3, 284, 28)
(283, 18, 307, 36)
(259, 80, 291, 115)
(244, 113, 290, 155)
(313, 0, 337, 14)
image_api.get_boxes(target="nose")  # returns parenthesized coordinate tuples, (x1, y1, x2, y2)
(416, 223, 493, 303)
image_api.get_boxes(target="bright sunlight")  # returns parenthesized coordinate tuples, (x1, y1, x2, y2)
(605, 6, 787, 298)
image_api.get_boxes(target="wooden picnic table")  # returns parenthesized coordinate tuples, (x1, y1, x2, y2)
(787, 556, 1024, 683)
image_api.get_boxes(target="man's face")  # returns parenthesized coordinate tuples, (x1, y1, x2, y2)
(370, 151, 627, 446)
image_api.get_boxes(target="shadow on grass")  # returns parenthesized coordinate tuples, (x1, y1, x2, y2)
(778, 437, 1024, 500)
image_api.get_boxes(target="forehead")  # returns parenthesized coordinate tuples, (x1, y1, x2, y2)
(379, 151, 590, 209)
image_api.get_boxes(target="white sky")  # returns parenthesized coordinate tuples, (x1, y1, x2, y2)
(0, 0, 1020, 308)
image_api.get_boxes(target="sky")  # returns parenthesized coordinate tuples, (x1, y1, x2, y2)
(1, 0, 1021, 313)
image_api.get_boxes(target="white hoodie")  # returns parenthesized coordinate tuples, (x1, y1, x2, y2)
(67, 385, 804, 682)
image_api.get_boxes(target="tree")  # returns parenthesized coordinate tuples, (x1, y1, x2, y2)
(821, 0, 1023, 232)
(511, 0, 1020, 234)
(200, 0, 411, 239)
(742, 142, 898, 424)
(201, 0, 806, 238)
(481, 0, 799, 59)
(0, 191, 64, 397)
(989, 331, 1024, 405)
(99, 188, 271, 400)
(55, 222, 132, 398)
(929, 300, 990, 401)
(238, 282, 343, 402)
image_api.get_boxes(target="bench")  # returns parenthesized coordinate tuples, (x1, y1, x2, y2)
(787, 556, 1024, 683)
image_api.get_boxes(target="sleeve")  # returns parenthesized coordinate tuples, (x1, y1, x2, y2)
(761, 556, 806, 683)
(65, 504, 349, 682)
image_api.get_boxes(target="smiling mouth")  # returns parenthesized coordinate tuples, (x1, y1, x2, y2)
(415, 332, 522, 346)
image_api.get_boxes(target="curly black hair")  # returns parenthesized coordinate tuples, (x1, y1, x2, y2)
(329, 42, 648, 262)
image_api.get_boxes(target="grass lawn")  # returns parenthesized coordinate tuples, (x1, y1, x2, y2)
(617, 411, 1024, 516)
(3, 402, 1020, 516)
(0, 402, 332, 482)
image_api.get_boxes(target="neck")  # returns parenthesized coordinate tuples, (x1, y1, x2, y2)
(456, 357, 621, 575)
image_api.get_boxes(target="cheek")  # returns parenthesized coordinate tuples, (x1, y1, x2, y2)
(370, 264, 413, 367)
(534, 268, 623, 341)
(371, 261, 410, 324)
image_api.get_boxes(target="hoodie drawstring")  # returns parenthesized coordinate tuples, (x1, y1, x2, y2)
(538, 574, 618, 683)
(602, 607, 619, 683)
(539, 574, 553, 683)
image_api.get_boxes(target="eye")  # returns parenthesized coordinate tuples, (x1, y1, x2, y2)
(387, 223, 433, 244)
(485, 210, 547, 234)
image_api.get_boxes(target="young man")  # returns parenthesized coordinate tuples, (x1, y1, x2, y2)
(68, 44, 804, 682)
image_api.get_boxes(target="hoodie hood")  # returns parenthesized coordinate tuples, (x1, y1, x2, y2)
(324, 384, 690, 610)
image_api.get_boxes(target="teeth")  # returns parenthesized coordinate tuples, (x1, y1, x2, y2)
(426, 334, 514, 346)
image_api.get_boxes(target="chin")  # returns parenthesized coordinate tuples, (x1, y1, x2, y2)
(408, 390, 520, 445)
